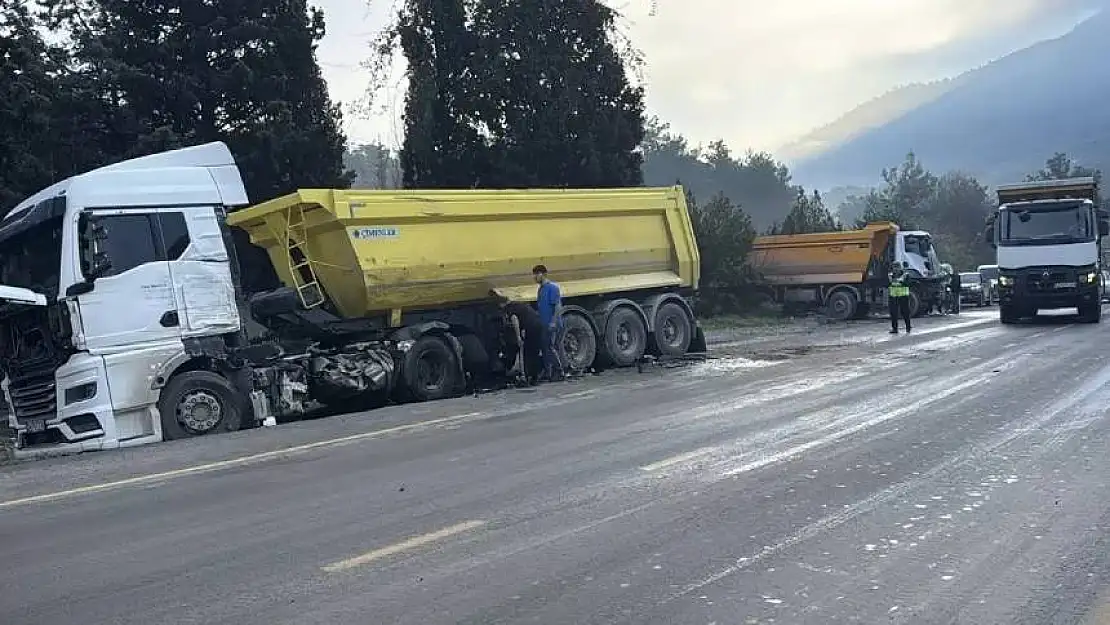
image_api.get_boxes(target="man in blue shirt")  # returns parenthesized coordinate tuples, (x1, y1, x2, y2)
(533, 264, 565, 381)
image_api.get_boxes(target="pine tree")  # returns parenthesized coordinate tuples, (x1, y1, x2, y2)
(41, 0, 354, 201)
(0, 0, 62, 211)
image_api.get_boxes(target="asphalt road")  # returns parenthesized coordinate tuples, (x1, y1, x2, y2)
(4, 307, 1110, 624)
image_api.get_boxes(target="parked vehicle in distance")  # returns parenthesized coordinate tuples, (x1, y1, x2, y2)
(977, 264, 999, 305)
(959, 272, 988, 306)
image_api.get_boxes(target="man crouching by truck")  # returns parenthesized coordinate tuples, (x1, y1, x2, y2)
(889, 262, 912, 334)
(491, 290, 544, 385)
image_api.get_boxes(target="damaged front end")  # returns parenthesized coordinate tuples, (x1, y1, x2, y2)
(0, 292, 77, 445)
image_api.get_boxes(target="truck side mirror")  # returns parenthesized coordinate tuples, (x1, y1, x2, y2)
(76, 213, 112, 282)
(983, 215, 997, 249)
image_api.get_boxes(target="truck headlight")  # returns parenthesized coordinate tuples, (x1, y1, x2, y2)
(1080, 272, 1098, 284)
(999, 276, 1013, 287)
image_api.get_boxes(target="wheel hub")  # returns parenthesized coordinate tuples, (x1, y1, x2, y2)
(177, 390, 222, 433)
(616, 324, 633, 351)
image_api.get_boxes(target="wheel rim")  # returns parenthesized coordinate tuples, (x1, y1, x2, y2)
(416, 352, 447, 391)
(177, 390, 223, 434)
(830, 294, 852, 318)
(561, 326, 593, 370)
(615, 322, 635, 353)
(661, 317, 680, 347)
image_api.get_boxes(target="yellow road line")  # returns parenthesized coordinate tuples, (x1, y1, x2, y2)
(321, 520, 487, 573)
(0, 412, 481, 510)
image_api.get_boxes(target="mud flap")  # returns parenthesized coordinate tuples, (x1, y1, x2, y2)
(689, 325, 708, 354)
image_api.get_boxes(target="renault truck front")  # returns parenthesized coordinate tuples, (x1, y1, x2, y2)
(988, 177, 1108, 323)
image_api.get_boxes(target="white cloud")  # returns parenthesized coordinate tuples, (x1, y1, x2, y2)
(313, 0, 1098, 154)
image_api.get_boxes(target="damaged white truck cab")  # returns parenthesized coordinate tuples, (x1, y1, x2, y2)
(1, 143, 250, 453)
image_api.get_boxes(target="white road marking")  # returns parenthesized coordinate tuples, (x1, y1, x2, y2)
(0, 412, 484, 510)
(640, 447, 717, 472)
(321, 520, 487, 573)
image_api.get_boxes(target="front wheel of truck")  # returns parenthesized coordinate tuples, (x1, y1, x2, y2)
(158, 371, 244, 440)
(1079, 301, 1103, 324)
(402, 335, 461, 402)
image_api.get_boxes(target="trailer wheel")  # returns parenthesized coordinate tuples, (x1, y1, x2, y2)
(653, 302, 692, 357)
(604, 306, 647, 367)
(402, 335, 460, 402)
(560, 312, 598, 372)
(158, 371, 243, 440)
(825, 290, 857, 321)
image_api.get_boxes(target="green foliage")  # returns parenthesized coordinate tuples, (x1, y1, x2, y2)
(39, 0, 353, 203)
(389, 0, 644, 189)
(1025, 152, 1100, 183)
(686, 190, 759, 316)
(642, 117, 797, 231)
(346, 143, 402, 188)
(0, 0, 59, 210)
(769, 189, 840, 235)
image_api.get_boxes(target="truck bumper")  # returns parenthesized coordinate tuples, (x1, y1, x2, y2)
(999, 285, 1100, 310)
(9, 352, 161, 458)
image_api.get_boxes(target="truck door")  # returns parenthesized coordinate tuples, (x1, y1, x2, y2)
(76, 210, 181, 350)
(159, 207, 239, 337)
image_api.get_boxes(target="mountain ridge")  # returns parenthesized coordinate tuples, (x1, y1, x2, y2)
(791, 9, 1110, 190)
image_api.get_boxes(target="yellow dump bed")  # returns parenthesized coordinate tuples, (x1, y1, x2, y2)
(226, 187, 699, 320)
(751, 222, 896, 286)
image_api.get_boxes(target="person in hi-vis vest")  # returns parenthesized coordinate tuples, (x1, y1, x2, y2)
(888, 262, 912, 334)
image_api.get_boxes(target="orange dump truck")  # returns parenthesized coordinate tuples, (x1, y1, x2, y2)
(751, 222, 945, 320)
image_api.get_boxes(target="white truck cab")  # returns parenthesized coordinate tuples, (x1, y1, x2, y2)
(987, 177, 1109, 323)
(0, 143, 249, 454)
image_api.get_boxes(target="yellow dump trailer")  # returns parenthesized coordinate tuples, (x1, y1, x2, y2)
(750, 222, 945, 320)
(227, 186, 704, 403)
(752, 222, 896, 287)
(227, 187, 699, 320)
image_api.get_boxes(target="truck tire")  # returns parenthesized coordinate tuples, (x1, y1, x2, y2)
(158, 370, 244, 440)
(603, 306, 647, 367)
(908, 291, 921, 318)
(560, 312, 598, 372)
(825, 290, 857, 321)
(402, 334, 461, 402)
(652, 301, 692, 357)
(1079, 302, 1102, 324)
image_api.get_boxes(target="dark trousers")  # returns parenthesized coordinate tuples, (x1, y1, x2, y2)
(542, 326, 564, 378)
(522, 337, 543, 383)
(889, 296, 912, 331)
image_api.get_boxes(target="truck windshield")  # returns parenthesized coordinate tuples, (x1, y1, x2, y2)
(1001, 202, 1092, 245)
(903, 235, 932, 257)
(978, 266, 999, 280)
(960, 273, 980, 284)
(0, 219, 64, 298)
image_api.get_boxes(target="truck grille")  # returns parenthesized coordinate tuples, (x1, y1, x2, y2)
(8, 373, 57, 422)
(1021, 267, 1077, 293)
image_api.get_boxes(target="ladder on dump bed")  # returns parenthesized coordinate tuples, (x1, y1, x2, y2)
(284, 204, 325, 309)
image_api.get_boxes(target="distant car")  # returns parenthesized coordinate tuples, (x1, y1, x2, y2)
(960, 272, 987, 306)
(977, 264, 999, 305)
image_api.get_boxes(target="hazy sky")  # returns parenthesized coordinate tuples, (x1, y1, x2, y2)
(315, 0, 1104, 155)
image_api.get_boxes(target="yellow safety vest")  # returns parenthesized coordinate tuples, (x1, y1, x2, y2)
(889, 276, 910, 298)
